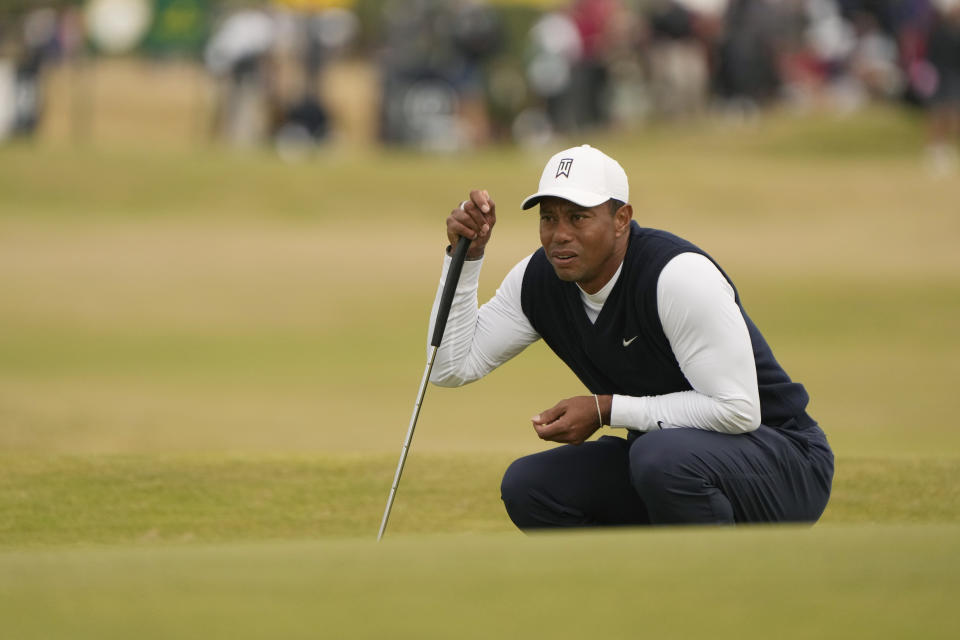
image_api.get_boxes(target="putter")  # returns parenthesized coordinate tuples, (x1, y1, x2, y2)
(377, 235, 471, 541)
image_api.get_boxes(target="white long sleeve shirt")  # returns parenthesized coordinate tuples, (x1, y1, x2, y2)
(427, 251, 761, 434)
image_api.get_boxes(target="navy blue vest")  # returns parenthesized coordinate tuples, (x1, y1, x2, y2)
(520, 221, 815, 430)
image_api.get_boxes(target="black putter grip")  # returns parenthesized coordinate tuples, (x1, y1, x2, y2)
(431, 235, 471, 347)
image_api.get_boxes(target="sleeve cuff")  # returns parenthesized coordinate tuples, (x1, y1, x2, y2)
(609, 394, 655, 432)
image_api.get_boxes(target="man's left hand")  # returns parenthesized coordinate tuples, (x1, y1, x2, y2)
(532, 396, 606, 445)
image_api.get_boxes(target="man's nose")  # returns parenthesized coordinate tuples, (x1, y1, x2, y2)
(553, 218, 573, 243)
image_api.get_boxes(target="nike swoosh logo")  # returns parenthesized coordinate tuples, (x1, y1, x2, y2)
(622, 336, 638, 347)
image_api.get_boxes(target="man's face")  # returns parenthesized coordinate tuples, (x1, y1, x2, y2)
(538, 197, 630, 294)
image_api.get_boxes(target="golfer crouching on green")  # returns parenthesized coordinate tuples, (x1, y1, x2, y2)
(429, 144, 833, 528)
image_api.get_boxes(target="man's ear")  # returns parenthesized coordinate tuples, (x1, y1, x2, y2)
(615, 203, 633, 236)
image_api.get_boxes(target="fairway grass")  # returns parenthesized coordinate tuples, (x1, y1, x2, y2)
(2, 108, 959, 460)
(2, 110, 959, 636)
(1, 525, 958, 639)
(1, 453, 957, 548)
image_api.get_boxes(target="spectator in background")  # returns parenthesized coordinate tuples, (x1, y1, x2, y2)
(524, 9, 584, 138)
(849, 10, 904, 101)
(378, 0, 501, 151)
(569, 0, 622, 129)
(715, 0, 788, 111)
(522, 0, 626, 140)
(271, 8, 359, 159)
(205, 8, 277, 147)
(0, 7, 60, 142)
(644, 0, 714, 118)
(893, 0, 939, 107)
(926, 0, 960, 172)
(449, 0, 503, 145)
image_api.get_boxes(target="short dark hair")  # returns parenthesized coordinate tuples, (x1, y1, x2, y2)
(608, 199, 625, 215)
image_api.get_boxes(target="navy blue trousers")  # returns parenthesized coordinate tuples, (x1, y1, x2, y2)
(500, 425, 834, 528)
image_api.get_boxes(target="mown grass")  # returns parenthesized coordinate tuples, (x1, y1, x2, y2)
(1, 106, 959, 637)
(1, 453, 957, 548)
(0, 454, 512, 547)
(1, 271, 956, 457)
(1, 525, 958, 639)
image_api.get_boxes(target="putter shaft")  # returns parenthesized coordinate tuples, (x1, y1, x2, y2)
(378, 236, 470, 541)
(377, 345, 438, 541)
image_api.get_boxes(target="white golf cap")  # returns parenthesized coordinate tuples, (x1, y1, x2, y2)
(521, 144, 629, 210)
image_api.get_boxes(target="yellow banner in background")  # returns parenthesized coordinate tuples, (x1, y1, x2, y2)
(272, 0, 354, 8)
(271, 0, 564, 9)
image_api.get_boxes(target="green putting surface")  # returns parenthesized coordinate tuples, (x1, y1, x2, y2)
(0, 454, 958, 548)
(2, 525, 958, 639)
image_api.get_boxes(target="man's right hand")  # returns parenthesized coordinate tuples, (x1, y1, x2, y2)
(447, 189, 496, 260)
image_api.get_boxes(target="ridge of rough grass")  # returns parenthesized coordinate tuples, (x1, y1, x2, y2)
(1, 524, 958, 639)
(1, 453, 957, 548)
(0, 453, 515, 547)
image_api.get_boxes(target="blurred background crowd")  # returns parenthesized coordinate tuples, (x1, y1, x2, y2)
(1, 0, 958, 163)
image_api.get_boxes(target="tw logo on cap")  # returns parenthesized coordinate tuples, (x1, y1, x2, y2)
(555, 158, 573, 178)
